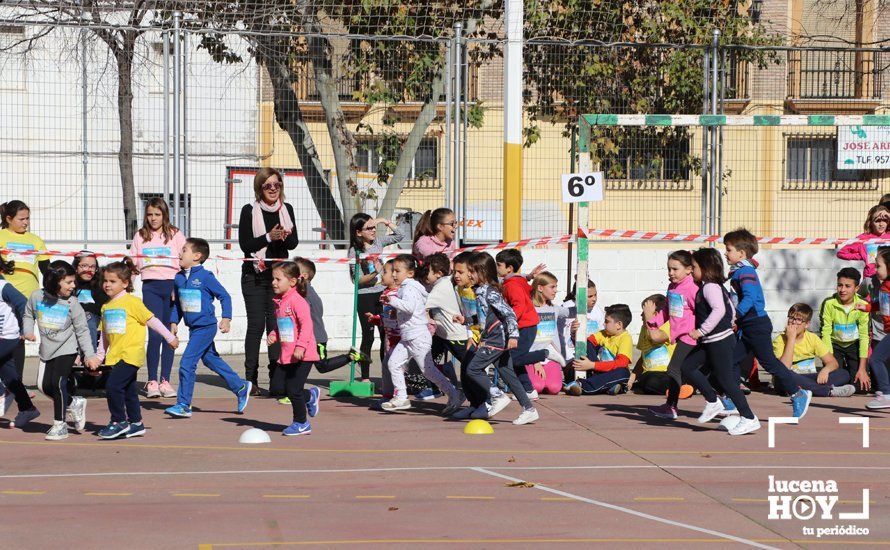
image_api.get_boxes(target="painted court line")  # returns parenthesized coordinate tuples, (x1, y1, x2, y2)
(83, 492, 132, 496)
(634, 497, 685, 502)
(446, 495, 495, 500)
(263, 494, 310, 499)
(172, 493, 220, 498)
(471, 467, 782, 550)
(1, 490, 45, 495)
(354, 495, 395, 500)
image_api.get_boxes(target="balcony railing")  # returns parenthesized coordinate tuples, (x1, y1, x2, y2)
(788, 49, 882, 100)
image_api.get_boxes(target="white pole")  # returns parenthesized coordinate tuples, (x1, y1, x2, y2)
(172, 11, 182, 228)
(503, 0, 523, 241)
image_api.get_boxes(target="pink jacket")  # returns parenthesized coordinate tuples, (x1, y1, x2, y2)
(131, 229, 186, 281)
(272, 287, 319, 364)
(836, 232, 889, 278)
(412, 235, 456, 260)
(667, 274, 697, 346)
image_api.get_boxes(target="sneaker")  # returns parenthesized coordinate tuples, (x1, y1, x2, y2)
(307, 387, 320, 418)
(98, 421, 130, 439)
(513, 408, 539, 425)
(719, 395, 739, 416)
(283, 421, 311, 436)
(158, 379, 177, 398)
(606, 383, 625, 396)
(829, 384, 856, 398)
(678, 384, 695, 399)
(415, 387, 442, 401)
(237, 382, 251, 413)
(348, 347, 370, 363)
(648, 403, 678, 420)
(380, 397, 411, 412)
(45, 421, 69, 441)
(165, 403, 192, 418)
(67, 396, 88, 431)
(728, 416, 761, 436)
(866, 391, 890, 410)
(471, 403, 491, 419)
(0, 389, 11, 417)
(791, 389, 813, 418)
(488, 395, 512, 418)
(489, 386, 505, 399)
(126, 422, 146, 438)
(719, 415, 742, 431)
(740, 383, 752, 395)
(451, 406, 475, 420)
(13, 407, 39, 429)
(527, 390, 540, 401)
(565, 381, 582, 396)
(145, 380, 160, 398)
(278, 397, 292, 405)
(698, 400, 725, 423)
(442, 391, 465, 416)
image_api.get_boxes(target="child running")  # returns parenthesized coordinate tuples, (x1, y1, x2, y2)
(379, 254, 463, 414)
(422, 253, 470, 388)
(0, 257, 40, 428)
(23, 261, 101, 440)
(96, 258, 179, 439)
(165, 238, 251, 419)
(268, 262, 321, 436)
(451, 253, 538, 424)
(367, 259, 401, 402)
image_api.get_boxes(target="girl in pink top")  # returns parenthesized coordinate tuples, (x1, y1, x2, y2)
(649, 250, 698, 418)
(268, 262, 320, 436)
(837, 204, 890, 280)
(412, 208, 457, 260)
(130, 198, 186, 398)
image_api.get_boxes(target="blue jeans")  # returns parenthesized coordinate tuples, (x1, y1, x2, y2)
(176, 324, 245, 405)
(579, 368, 630, 394)
(465, 344, 532, 409)
(734, 315, 799, 395)
(106, 361, 141, 423)
(791, 369, 851, 398)
(142, 280, 175, 382)
(867, 336, 890, 394)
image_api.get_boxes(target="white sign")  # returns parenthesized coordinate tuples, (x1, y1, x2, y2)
(837, 126, 890, 169)
(561, 172, 604, 203)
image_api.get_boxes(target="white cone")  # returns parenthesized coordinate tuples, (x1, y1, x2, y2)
(239, 428, 271, 444)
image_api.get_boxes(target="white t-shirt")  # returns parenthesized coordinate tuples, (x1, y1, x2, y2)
(560, 299, 606, 359)
(425, 277, 470, 342)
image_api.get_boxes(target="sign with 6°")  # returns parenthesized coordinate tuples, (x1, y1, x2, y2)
(561, 172, 604, 203)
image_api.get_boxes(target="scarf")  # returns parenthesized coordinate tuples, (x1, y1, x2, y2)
(251, 200, 294, 272)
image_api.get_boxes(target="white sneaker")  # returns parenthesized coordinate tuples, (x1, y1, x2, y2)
(490, 386, 505, 399)
(442, 391, 465, 416)
(512, 408, 539, 425)
(728, 416, 761, 436)
(546, 348, 566, 367)
(67, 396, 87, 432)
(13, 407, 40, 429)
(45, 421, 68, 441)
(718, 415, 742, 431)
(527, 390, 539, 401)
(380, 397, 411, 412)
(866, 392, 890, 410)
(488, 395, 512, 418)
(697, 400, 725, 423)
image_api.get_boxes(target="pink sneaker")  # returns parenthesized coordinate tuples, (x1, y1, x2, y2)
(648, 403, 678, 420)
(145, 380, 160, 398)
(159, 379, 177, 398)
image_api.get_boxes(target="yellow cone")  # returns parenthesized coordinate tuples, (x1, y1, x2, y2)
(464, 419, 494, 435)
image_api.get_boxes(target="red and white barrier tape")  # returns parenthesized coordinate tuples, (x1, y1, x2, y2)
(581, 228, 890, 248)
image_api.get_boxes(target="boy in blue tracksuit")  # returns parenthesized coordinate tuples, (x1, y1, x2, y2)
(724, 228, 813, 419)
(165, 238, 250, 418)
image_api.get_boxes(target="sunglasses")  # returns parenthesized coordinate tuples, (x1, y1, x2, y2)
(262, 182, 282, 191)
(440, 221, 458, 227)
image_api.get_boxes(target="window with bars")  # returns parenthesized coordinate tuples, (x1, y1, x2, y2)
(356, 137, 440, 189)
(783, 135, 875, 190)
(600, 129, 693, 190)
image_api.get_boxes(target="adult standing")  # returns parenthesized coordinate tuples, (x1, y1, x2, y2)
(239, 168, 298, 396)
(0, 200, 49, 378)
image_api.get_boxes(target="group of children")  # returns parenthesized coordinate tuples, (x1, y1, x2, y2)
(2, 199, 890, 441)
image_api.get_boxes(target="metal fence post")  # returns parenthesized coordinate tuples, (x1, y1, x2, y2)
(444, 41, 452, 211)
(709, 30, 720, 237)
(701, 47, 710, 236)
(81, 23, 89, 247)
(172, 11, 182, 228)
(452, 23, 463, 241)
(183, 29, 189, 236)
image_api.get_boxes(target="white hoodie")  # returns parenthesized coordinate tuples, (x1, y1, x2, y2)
(387, 278, 431, 337)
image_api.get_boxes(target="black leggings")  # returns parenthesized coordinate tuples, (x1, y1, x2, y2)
(283, 362, 313, 423)
(665, 341, 695, 407)
(40, 354, 77, 422)
(680, 338, 754, 419)
(357, 292, 384, 379)
(241, 272, 279, 385)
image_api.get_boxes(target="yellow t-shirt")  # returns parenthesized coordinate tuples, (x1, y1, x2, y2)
(590, 330, 634, 366)
(772, 331, 831, 375)
(0, 228, 48, 298)
(101, 294, 155, 367)
(636, 320, 675, 373)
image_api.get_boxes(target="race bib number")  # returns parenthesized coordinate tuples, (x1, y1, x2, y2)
(867, 243, 880, 265)
(881, 291, 890, 317)
(792, 357, 817, 375)
(180, 289, 202, 313)
(77, 289, 94, 304)
(667, 291, 684, 319)
(4, 242, 36, 264)
(833, 322, 858, 343)
(277, 316, 295, 343)
(598, 347, 616, 362)
(103, 309, 127, 335)
(36, 302, 70, 331)
(142, 246, 173, 268)
(643, 346, 670, 372)
(536, 313, 557, 343)
(587, 319, 600, 335)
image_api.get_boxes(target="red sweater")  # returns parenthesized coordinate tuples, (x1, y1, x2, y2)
(501, 275, 539, 329)
(865, 279, 890, 333)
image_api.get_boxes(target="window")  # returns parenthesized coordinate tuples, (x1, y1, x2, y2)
(784, 135, 876, 190)
(148, 39, 173, 95)
(0, 26, 27, 91)
(138, 193, 192, 228)
(600, 129, 693, 190)
(356, 137, 440, 189)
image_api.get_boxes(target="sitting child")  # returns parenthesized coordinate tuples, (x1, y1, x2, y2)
(773, 303, 856, 398)
(819, 267, 871, 392)
(529, 271, 569, 395)
(629, 294, 674, 395)
(565, 304, 633, 396)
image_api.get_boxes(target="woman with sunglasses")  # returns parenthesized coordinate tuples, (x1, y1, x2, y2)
(412, 208, 457, 260)
(347, 213, 406, 382)
(239, 168, 298, 396)
(70, 252, 110, 391)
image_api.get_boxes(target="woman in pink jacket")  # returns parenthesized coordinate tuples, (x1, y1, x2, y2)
(268, 262, 320, 437)
(130, 198, 186, 398)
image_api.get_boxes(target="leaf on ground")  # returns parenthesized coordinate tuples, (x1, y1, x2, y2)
(506, 481, 535, 488)
(388, 507, 399, 511)
(507, 456, 516, 463)
(700, 454, 712, 458)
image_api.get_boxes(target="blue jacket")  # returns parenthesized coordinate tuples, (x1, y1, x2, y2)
(729, 260, 766, 321)
(170, 265, 232, 328)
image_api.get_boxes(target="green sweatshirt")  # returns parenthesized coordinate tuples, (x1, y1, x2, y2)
(819, 294, 869, 358)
